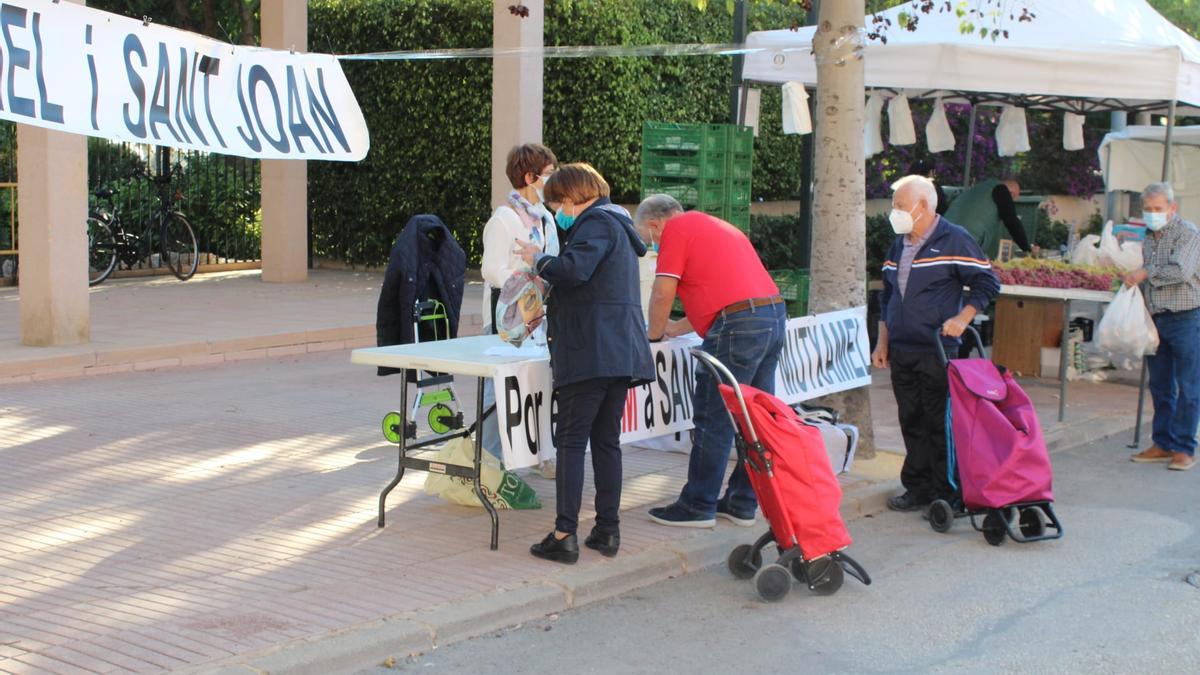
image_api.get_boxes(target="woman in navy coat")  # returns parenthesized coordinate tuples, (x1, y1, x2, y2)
(515, 163, 654, 564)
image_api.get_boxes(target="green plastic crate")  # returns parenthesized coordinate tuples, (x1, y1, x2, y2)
(725, 203, 750, 231)
(727, 125, 754, 154)
(726, 178, 752, 205)
(727, 152, 753, 181)
(641, 176, 726, 207)
(643, 122, 726, 153)
(770, 269, 809, 318)
(642, 149, 727, 180)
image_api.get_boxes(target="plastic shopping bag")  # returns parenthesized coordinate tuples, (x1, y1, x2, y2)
(494, 268, 547, 347)
(1098, 221, 1144, 272)
(1071, 234, 1101, 266)
(1096, 285, 1159, 367)
(424, 436, 542, 510)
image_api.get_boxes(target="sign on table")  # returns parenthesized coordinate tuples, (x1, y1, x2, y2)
(498, 307, 871, 468)
(0, 0, 368, 160)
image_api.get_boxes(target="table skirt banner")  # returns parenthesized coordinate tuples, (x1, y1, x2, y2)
(497, 306, 871, 468)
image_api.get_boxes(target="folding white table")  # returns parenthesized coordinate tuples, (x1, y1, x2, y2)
(351, 335, 545, 550)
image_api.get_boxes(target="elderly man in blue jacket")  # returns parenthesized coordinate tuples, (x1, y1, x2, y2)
(871, 175, 1001, 513)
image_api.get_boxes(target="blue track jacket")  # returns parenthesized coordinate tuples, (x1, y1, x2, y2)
(880, 216, 1001, 353)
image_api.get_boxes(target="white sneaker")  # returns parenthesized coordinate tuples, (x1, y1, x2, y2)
(539, 459, 556, 480)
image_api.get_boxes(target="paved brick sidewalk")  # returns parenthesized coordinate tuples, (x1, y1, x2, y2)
(1, 348, 906, 674)
(0, 273, 1147, 673)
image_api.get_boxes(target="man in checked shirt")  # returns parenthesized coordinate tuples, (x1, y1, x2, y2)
(1127, 182, 1200, 471)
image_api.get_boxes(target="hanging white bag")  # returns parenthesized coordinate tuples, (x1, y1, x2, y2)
(1096, 285, 1159, 367)
(1071, 234, 1102, 266)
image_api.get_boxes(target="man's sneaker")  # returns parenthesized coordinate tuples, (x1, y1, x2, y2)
(1131, 445, 1173, 463)
(1168, 453, 1196, 471)
(715, 498, 757, 527)
(886, 492, 930, 512)
(648, 502, 715, 528)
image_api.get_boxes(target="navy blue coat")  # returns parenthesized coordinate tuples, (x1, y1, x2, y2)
(534, 199, 655, 389)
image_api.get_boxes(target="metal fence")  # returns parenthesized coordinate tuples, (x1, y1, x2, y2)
(0, 122, 261, 281)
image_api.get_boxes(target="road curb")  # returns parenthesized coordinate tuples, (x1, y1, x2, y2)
(191, 464, 894, 674)
(193, 420, 1137, 674)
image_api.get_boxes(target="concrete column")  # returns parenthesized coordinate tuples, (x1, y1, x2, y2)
(17, 126, 89, 346)
(491, 0, 544, 208)
(260, 0, 308, 283)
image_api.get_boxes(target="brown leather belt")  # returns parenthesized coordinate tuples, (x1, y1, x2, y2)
(722, 295, 784, 316)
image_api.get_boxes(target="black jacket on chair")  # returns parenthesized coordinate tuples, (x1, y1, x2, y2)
(375, 214, 466, 377)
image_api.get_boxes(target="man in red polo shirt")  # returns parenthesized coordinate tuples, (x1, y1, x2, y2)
(636, 194, 786, 528)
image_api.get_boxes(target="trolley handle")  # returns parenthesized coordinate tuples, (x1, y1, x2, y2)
(934, 325, 985, 367)
(689, 348, 761, 446)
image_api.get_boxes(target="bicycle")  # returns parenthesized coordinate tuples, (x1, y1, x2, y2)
(87, 167, 199, 286)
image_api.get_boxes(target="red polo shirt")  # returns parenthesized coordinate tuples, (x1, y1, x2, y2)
(656, 211, 779, 337)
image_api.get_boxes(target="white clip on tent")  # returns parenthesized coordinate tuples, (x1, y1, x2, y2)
(742, 0, 1200, 184)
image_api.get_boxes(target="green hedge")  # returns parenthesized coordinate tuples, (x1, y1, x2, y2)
(308, 0, 808, 267)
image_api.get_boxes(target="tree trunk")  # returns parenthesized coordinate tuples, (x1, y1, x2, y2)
(202, 0, 218, 38)
(171, 0, 193, 30)
(809, 1, 876, 458)
(239, 0, 258, 46)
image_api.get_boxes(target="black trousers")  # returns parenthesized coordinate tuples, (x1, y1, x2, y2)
(553, 376, 629, 535)
(890, 348, 954, 501)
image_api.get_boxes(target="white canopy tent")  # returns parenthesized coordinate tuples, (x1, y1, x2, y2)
(744, 0, 1200, 436)
(1100, 125, 1200, 222)
(743, 0, 1200, 112)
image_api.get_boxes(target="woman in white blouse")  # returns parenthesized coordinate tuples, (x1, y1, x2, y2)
(479, 143, 559, 478)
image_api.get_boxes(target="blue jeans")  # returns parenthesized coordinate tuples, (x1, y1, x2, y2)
(1148, 308, 1200, 457)
(678, 302, 787, 516)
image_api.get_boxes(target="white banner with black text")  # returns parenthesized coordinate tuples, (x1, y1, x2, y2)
(497, 307, 871, 469)
(0, 0, 368, 160)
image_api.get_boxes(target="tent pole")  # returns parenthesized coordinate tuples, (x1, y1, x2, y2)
(963, 104, 978, 187)
(729, 0, 748, 125)
(1131, 100, 1177, 449)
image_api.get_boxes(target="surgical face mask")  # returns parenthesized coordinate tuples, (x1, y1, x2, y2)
(535, 188, 544, 203)
(556, 208, 576, 231)
(1144, 211, 1170, 231)
(889, 206, 916, 235)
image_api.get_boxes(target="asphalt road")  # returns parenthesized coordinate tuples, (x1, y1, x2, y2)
(364, 435, 1200, 674)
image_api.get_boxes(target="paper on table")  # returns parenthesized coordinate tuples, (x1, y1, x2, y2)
(483, 343, 549, 357)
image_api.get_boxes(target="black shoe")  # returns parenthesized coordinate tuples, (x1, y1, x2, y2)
(886, 492, 930, 512)
(530, 532, 579, 564)
(585, 528, 620, 557)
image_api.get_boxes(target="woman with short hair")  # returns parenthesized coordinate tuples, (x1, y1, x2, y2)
(515, 163, 655, 563)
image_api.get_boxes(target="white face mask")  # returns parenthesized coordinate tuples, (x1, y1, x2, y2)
(889, 207, 916, 235)
(1143, 211, 1170, 231)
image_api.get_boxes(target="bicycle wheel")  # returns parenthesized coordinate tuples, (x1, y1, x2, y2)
(87, 216, 118, 286)
(161, 212, 198, 281)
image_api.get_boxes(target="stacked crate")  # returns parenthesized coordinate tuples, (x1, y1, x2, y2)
(641, 122, 753, 232)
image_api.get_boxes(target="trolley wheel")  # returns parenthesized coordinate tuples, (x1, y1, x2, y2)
(982, 510, 1007, 546)
(381, 411, 403, 444)
(928, 499, 955, 534)
(753, 564, 792, 603)
(789, 557, 807, 583)
(727, 544, 762, 580)
(1018, 506, 1047, 539)
(427, 403, 454, 434)
(805, 557, 845, 596)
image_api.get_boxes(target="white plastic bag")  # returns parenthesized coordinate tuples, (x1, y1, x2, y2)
(1098, 221, 1144, 272)
(1071, 234, 1102, 266)
(1096, 285, 1159, 364)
